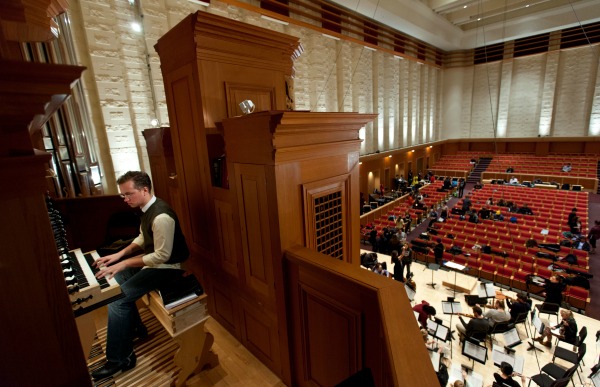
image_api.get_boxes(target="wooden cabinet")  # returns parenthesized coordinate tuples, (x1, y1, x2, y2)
(155, 12, 376, 384)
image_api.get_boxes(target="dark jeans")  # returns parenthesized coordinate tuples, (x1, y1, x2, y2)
(401, 261, 412, 279)
(106, 267, 184, 363)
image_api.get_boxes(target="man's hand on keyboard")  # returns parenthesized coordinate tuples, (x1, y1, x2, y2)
(94, 253, 121, 269)
(96, 261, 126, 280)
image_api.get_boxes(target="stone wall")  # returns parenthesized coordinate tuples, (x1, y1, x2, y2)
(69, 0, 598, 191)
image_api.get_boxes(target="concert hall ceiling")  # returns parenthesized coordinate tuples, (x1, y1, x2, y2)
(329, 0, 600, 50)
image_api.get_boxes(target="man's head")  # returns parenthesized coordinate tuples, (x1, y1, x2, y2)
(472, 306, 483, 317)
(500, 362, 513, 376)
(423, 305, 436, 317)
(495, 300, 505, 310)
(516, 293, 528, 302)
(117, 171, 153, 208)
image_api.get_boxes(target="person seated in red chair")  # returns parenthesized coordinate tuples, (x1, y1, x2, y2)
(574, 235, 591, 252)
(562, 163, 572, 172)
(534, 309, 577, 348)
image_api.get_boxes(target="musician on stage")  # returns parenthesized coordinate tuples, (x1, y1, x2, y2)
(91, 171, 190, 380)
(455, 306, 488, 340)
(543, 274, 565, 306)
(534, 309, 577, 348)
(505, 293, 531, 323)
(493, 362, 526, 387)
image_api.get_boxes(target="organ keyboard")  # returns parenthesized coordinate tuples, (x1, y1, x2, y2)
(63, 248, 122, 317)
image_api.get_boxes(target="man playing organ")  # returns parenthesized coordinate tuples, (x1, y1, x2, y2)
(91, 171, 190, 380)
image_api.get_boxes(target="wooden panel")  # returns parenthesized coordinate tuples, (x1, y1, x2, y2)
(165, 65, 212, 256)
(210, 278, 238, 335)
(239, 296, 280, 373)
(301, 285, 359, 386)
(235, 163, 274, 299)
(214, 199, 238, 277)
(225, 82, 276, 117)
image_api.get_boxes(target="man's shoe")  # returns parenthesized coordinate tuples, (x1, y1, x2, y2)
(134, 325, 148, 340)
(91, 353, 137, 380)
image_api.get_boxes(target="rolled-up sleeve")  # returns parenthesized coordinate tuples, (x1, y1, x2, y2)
(142, 214, 175, 267)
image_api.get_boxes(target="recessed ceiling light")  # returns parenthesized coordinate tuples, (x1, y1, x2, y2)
(525, 4, 530, 7)
(463, 5, 467, 8)
(477, 18, 481, 21)
(131, 22, 141, 32)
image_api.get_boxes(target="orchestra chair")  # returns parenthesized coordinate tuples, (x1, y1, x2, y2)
(535, 302, 561, 324)
(552, 334, 587, 383)
(487, 321, 513, 346)
(512, 311, 529, 338)
(528, 364, 578, 387)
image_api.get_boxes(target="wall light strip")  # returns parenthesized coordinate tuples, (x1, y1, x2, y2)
(394, 55, 404, 60)
(364, 46, 376, 51)
(188, 0, 210, 6)
(261, 15, 289, 25)
(322, 33, 340, 41)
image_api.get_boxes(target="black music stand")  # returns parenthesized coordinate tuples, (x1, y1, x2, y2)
(427, 263, 440, 288)
(527, 309, 544, 353)
(462, 338, 488, 369)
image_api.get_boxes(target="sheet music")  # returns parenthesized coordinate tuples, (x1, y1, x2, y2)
(591, 370, 600, 387)
(436, 324, 449, 341)
(492, 345, 524, 374)
(444, 261, 466, 271)
(550, 327, 562, 336)
(477, 282, 495, 298)
(442, 301, 463, 314)
(463, 340, 487, 364)
(427, 318, 438, 334)
(467, 372, 484, 387)
(503, 328, 521, 347)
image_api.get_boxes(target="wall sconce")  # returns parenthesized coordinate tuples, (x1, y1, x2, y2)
(239, 100, 255, 115)
(388, 155, 392, 158)
(150, 118, 160, 127)
(411, 150, 415, 153)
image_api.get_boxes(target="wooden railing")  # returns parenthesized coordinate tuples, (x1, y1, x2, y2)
(283, 246, 438, 386)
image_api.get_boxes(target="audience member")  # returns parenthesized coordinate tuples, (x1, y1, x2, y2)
(587, 220, 600, 254)
(567, 208, 578, 233)
(534, 309, 577, 348)
(372, 262, 390, 277)
(458, 178, 466, 198)
(506, 166, 514, 173)
(413, 300, 436, 329)
(461, 195, 472, 212)
(493, 210, 504, 221)
(485, 197, 494, 206)
(517, 203, 533, 215)
(509, 176, 519, 184)
(440, 202, 449, 220)
(431, 238, 445, 265)
(473, 180, 483, 189)
(478, 206, 491, 220)
(561, 163, 572, 172)
(400, 242, 413, 280)
(391, 250, 402, 283)
(574, 235, 591, 252)
(532, 177, 543, 184)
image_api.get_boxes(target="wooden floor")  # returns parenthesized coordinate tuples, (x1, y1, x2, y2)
(87, 308, 283, 387)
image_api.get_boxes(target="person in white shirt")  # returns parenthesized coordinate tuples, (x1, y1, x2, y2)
(562, 163, 572, 172)
(509, 176, 519, 184)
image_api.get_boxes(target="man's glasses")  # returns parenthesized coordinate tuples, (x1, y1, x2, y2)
(119, 190, 139, 199)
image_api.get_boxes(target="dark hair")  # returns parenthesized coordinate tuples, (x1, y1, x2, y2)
(472, 306, 483, 316)
(117, 171, 152, 192)
(500, 362, 513, 376)
(423, 305, 436, 316)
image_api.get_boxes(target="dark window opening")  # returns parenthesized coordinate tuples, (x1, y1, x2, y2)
(474, 42, 504, 64)
(322, 4, 341, 33)
(514, 33, 549, 57)
(260, 0, 289, 17)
